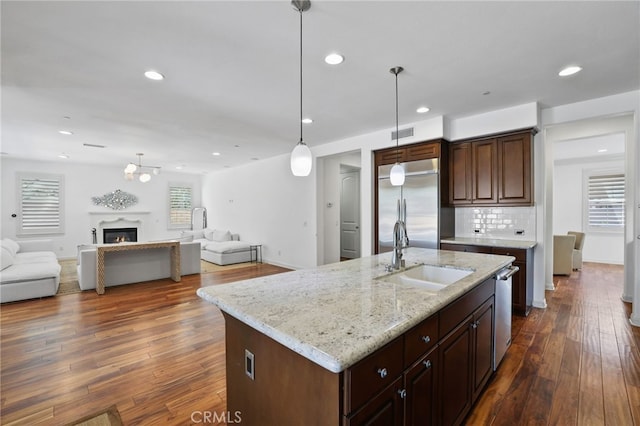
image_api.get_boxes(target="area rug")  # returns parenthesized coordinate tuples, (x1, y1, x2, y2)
(57, 259, 81, 295)
(63, 405, 123, 426)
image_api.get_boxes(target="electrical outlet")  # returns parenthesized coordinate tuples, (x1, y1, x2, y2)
(245, 349, 255, 380)
(515, 229, 525, 235)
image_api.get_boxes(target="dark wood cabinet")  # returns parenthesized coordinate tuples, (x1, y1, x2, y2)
(344, 278, 497, 426)
(376, 141, 441, 166)
(439, 315, 474, 426)
(449, 143, 472, 204)
(472, 139, 498, 204)
(448, 129, 535, 206)
(497, 133, 532, 204)
(404, 348, 438, 426)
(346, 376, 404, 426)
(440, 243, 533, 316)
(438, 278, 495, 426)
(472, 298, 494, 400)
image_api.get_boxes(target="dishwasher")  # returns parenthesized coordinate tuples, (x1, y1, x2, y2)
(494, 265, 519, 371)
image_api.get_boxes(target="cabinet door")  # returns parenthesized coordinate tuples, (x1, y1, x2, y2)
(405, 347, 438, 426)
(407, 142, 440, 161)
(472, 139, 498, 204)
(345, 376, 404, 426)
(449, 143, 472, 205)
(377, 148, 408, 166)
(472, 298, 494, 400)
(439, 316, 474, 426)
(497, 133, 532, 205)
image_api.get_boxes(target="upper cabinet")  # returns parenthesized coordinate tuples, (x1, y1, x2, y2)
(448, 129, 535, 206)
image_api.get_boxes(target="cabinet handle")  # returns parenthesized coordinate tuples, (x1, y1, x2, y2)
(471, 322, 478, 329)
(377, 368, 388, 379)
(398, 389, 407, 399)
(423, 360, 432, 369)
(421, 335, 431, 344)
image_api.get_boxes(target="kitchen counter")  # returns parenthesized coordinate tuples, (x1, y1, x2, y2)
(441, 236, 537, 250)
(197, 247, 513, 373)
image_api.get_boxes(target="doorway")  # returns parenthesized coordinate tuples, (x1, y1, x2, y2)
(340, 169, 361, 259)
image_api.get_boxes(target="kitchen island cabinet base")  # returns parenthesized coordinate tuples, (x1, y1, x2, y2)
(223, 313, 341, 425)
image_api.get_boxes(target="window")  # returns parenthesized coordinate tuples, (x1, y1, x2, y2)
(17, 173, 65, 235)
(169, 184, 192, 229)
(586, 172, 625, 231)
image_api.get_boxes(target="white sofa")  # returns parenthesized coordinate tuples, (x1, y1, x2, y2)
(77, 241, 201, 290)
(181, 229, 254, 265)
(1, 238, 61, 303)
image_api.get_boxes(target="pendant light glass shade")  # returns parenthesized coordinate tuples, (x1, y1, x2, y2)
(389, 163, 405, 186)
(291, 141, 312, 176)
(290, 0, 312, 177)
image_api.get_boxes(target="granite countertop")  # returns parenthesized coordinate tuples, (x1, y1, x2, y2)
(441, 237, 537, 250)
(196, 247, 513, 373)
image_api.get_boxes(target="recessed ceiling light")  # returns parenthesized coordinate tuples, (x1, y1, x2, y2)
(212, 152, 221, 156)
(416, 106, 430, 114)
(58, 153, 69, 159)
(324, 53, 344, 65)
(175, 165, 184, 170)
(597, 148, 608, 153)
(144, 70, 164, 80)
(558, 66, 582, 77)
(302, 118, 313, 124)
(59, 130, 73, 135)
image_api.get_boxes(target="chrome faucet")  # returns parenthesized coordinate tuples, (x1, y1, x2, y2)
(391, 199, 409, 270)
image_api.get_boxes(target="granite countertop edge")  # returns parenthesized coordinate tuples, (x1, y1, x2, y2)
(441, 237, 537, 249)
(197, 248, 514, 373)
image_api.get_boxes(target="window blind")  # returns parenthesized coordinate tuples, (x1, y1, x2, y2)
(19, 174, 64, 234)
(587, 173, 625, 229)
(169, 185, 192, 228)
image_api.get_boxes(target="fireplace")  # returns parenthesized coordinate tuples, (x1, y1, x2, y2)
(103, 227, 138, 244)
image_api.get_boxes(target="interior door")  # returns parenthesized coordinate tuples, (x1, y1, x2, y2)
(341, 171, 361, 259)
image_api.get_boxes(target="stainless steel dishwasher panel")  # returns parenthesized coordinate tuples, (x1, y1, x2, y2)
(494, 265, 519, 370)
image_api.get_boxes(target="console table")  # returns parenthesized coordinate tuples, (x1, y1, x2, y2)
(95, 241, 181, 294)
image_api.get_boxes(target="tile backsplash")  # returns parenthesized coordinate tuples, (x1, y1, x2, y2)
(455, 206, 536, 239)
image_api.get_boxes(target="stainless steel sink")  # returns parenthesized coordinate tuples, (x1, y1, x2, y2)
(380, 264, 474, 291)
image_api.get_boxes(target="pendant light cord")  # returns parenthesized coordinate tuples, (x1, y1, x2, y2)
(395, 70, 399, 163)
(299, 8, 304, 144)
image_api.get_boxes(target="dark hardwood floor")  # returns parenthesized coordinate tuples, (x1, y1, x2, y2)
(1, 262, 638, 425)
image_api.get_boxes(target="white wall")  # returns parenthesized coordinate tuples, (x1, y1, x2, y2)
(201, 154, 317, 270)
(553, 155, 625, 264)
(1, 158, 202, 259)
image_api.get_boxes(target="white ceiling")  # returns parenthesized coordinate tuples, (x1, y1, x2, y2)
(2, 1, 639, 175)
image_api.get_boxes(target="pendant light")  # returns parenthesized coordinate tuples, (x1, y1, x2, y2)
(389, 66, 405, 186)
(290, 0, 312, 177)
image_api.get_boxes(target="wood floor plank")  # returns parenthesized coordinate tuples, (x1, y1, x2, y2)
(1, 261, 636, 425)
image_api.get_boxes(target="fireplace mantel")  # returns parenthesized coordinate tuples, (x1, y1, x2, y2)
(88, 211, 151, 216)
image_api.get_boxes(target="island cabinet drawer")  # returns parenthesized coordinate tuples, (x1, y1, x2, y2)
(491, 247, 525, 262)
(404, 314, 439, 367)
(343, 336, 403, 415)
(439, 277, 494, 338)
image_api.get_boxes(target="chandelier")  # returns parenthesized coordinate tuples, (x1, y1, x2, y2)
(124, 153, 161, 183)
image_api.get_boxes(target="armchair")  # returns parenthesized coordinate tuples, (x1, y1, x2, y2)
(553, 234, 576, 276)
(567, 231, 585, 270)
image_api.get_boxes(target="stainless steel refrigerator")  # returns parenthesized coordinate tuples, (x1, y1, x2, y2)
(378, 158, 453, 252)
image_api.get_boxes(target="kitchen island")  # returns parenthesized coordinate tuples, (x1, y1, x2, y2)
(197, 247, 514, 425)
